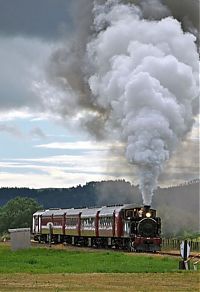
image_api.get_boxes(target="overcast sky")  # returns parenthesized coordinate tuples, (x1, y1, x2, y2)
(0, 0, 199, 189)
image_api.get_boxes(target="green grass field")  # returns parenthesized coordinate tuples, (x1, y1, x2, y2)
(0, 244, 183, 274)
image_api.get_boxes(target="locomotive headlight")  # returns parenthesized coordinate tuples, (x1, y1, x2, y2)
(146, 212, 151, 218)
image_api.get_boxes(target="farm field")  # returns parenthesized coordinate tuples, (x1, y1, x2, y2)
(0, 272, 199, 291)
(0, 243, 199, 291)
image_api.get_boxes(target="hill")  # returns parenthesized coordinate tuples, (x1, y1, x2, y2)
(0, 179, 199, 236)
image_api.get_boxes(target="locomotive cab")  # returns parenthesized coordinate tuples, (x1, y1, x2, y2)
(123, 206, 157, 230)
(123, 207, 157, 220)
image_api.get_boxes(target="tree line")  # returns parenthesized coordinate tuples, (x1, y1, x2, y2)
(0, 179, 199, 237)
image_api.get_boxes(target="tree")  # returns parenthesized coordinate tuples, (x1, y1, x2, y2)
(0, 197, 42, 234)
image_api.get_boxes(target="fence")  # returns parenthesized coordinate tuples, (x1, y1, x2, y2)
(162, 238, 200, 251)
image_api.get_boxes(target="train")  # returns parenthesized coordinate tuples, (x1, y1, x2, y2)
(32, 204, 161, 252)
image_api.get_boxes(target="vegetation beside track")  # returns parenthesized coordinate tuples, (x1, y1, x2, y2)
(0, 244, 184, 274)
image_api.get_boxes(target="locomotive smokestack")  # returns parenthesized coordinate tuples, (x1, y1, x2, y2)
(144, 205, 150, 212)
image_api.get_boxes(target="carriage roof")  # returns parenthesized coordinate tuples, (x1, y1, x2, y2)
(81, 207, 101, 218)
(34, 204, 155, 218)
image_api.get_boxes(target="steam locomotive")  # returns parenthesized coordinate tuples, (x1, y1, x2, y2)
(32, 204, 161, 252)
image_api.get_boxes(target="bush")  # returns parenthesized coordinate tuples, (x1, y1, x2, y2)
(0, 233, 10, 242)
(0, 197, 42, 235)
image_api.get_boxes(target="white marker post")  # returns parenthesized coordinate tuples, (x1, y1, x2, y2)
(179, 240, 190, 270)
(47, 223, 53, 248)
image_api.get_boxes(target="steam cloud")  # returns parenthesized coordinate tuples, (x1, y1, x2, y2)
(36, 0, 199, 205)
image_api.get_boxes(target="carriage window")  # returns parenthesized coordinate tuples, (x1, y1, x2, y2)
(81, 217, 95, 227)
(34, 216, 38, 225)
(66, 217, 77, 226)
(100, 216, 113, 228)
(124, 222, 130, 233)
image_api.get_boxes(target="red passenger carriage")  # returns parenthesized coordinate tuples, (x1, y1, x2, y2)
(33, 204, 161, 252)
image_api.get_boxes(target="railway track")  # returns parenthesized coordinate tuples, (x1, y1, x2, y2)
(158, 251, 200, 259)
(31, 241, 200, 259)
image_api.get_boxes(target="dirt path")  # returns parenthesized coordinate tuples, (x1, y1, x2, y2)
(0, 272, 199, 292)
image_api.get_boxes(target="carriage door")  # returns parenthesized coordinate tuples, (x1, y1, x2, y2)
(130, 221, 135, 235)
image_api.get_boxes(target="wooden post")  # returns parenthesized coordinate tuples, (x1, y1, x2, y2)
(183, 240, 189, 270)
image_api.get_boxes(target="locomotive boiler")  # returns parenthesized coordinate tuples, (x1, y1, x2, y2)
(32, 204, 161, 252)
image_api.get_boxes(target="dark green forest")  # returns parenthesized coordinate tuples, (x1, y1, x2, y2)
(0, 179, 199, 236)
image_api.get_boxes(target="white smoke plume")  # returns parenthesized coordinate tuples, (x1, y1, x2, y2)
(36, 0, 199, 205)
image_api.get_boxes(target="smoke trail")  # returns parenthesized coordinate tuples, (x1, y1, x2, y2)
(36, 0, 199, 205)
(86, 0, 198, 205)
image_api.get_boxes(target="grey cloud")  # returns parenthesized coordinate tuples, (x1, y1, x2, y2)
(133, 0, 199, 43)
(164, 0, 199, 32)
(0, 123, 23, 137)
(30, 127, 46, 139)
(0, 123, 46, 139)
(0, 0, 73, 39)
(139, 0, 171, 20)
(0, 0, 198, 40)
(159, 139, 199, 184)
(0, 36, 53, 112)
(131, 0, 199, 30)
